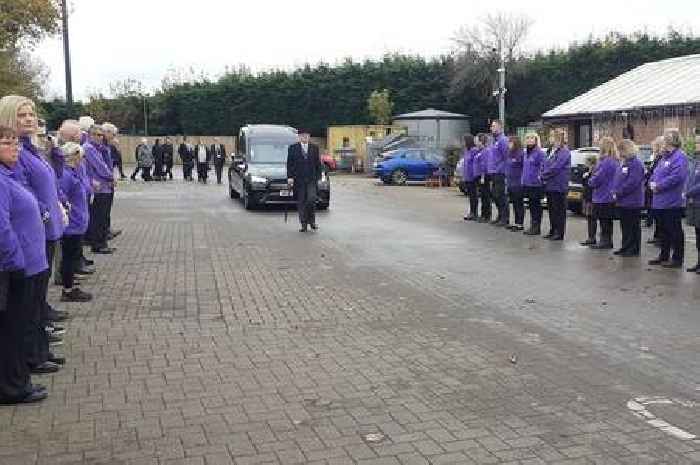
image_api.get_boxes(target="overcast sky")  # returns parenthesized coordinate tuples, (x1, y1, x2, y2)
(35, 0, 698, 101)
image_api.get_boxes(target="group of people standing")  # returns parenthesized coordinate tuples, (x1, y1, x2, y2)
(0, 95, 123, 405)
(461, 123, 700, 272)
(130, 136, 227, 184)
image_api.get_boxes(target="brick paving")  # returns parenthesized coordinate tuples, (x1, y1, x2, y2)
(0, 175, 698, 464)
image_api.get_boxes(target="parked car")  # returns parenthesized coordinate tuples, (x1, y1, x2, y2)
(321, 153, 337, 171)
(374, 148, 446, 185)
(228, 125, 330, 210)
(568, 146, 600, 213)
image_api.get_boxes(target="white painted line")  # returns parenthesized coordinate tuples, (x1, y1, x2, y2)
(626, 396, 697, 441)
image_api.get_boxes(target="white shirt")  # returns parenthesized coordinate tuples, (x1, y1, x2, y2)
(197, 145, 207, 163)
(301, 143, 309, 155)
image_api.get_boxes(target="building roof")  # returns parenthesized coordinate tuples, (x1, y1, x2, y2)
(394, 108, 469, 120)
(543, 54, 700, 119)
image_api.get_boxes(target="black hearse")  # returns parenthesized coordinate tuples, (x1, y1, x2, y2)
(228, 125, 330, 210)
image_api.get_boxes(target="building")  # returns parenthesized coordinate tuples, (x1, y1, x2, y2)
(326, 125, 406, 171)
(543, 54, 700, 148)
(392, 109, 470, 152)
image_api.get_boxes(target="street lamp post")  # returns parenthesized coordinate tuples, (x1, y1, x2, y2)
(61, 0, 73, 110)
(142, 94, 148, 136)
(497, 38, 506, 126)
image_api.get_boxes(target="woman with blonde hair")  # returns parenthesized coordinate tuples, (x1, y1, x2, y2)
(541, 128, 571, 240)
(0, 95, 64, 374)
(58, 143, 93, 302)
(521, 132, 546, 235)
(586, 136, 619, 249)
(612, 139, 645, 256)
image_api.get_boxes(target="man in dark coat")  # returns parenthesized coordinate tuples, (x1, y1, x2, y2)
(287, 130, 322, 232)
(210, 137, 227, 184)
(162, 136, 174, 180)
(178, 136, 194, 181)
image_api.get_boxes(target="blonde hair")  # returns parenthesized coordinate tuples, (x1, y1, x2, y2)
(78, 116, 95, 132)
(524, 132, 541, 148)
(663, 128, 683, 149)
(598, 136, 618, 158)
(618, 139, 638, 159)
(0, 95, 35, 133)
(61, 142, 83, 168)
(549, 128, 567, 147)
(102, 122, 118, 135)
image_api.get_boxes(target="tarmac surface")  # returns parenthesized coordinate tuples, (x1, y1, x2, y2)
(1, 171, 698, 465)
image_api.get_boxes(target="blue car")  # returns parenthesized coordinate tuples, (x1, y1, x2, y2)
(374, 148, 446, 185)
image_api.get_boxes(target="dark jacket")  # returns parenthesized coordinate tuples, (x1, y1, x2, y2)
(178, 143, 194, 166)
(287, 142, 322, 187)
(152, 144, 164, 166)
(193, 144, 211, 165)
(162, 143, 174, 165)
(210, 144, 226, 166)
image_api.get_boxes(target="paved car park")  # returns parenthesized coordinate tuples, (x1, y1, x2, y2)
(1, 173, 698, 465)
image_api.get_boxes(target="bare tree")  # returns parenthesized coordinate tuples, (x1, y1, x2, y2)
(450, 12, 533, 96)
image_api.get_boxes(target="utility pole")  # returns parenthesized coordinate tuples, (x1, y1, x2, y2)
(497, 38, 506, 127)
(61, 0, 73, 111)
(143, 95, 148, 136)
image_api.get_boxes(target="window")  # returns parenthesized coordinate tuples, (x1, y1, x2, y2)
(342, 137, 350, 147)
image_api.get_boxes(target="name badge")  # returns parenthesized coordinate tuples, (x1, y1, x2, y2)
(622, 167, 629, 174)
(664, 161, 670, 167)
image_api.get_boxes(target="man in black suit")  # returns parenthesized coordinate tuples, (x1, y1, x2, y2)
(287, 130, 322, 232)
(178, 136, 195, 181)
(210, 137, 226, 184)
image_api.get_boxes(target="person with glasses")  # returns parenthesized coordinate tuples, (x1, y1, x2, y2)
(83, 125, 116, 254)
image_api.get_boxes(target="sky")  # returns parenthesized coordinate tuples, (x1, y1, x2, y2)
(35, 0, 699, 101)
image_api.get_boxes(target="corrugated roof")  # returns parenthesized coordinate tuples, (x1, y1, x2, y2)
(543, 54, 700, 119)
(394, 108, 469, 119)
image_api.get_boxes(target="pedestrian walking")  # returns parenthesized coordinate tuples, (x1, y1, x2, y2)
(287, 130, 322, 232)
(475, 133, 491, 223)
(522, 133, 546, 236)
(133, 138, 153, 181)
(487, 120, 508, 226)
(179, 136, 195, 181)
(211, 137, 226, 184)
(462, 134, 479, 221)
(194, 138, 210, 183)
(684, 137, 700, 274)
(505, 135, 525, 231)
(587, 136, 618, 250)
(541, 128, 571, 241)
(612, 139, 645, 257)
(162, 136, 174, 180)
(0, 125, 49, 404)
(648, 129, 688, 268)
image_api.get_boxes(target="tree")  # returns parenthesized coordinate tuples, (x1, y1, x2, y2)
(0, 0, 61, 49)
(450, 12, 533, 97)
(367, 89, 394, 125)
(0, 49, 48, 99)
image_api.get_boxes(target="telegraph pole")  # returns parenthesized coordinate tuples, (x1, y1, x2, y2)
(61, 0, 74, 110)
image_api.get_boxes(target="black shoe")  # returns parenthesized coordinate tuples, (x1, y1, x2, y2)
(543, 232, 554, 239)
(662, 261, 683, 269)
(591, 243, 613, 250)
(61, 288, 93, 303)
(648, 258, 667, 265)
(91, 247, 115, 254)
(74, 267, 95, 276)
(310, 224, 318, 230)
(613, 249, 624, 255)
(48, 354, 66, 365)
(510, 225, 524, 232)
(580, 239, 596, 246)
(299, 226, 308, 233)
(686, 264, 700, 273)
(84, 258, 95, 266)
(467, 215, 479, 221)
(0, 386, 48, 405)
(47, 310, 69, 322)
(31, 361, 60, 374)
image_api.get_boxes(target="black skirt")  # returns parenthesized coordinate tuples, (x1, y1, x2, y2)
(593, 202, 616, 220)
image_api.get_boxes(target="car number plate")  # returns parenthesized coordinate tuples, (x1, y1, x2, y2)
(568, 191, 582, 200)
(279, 190, 292, 197)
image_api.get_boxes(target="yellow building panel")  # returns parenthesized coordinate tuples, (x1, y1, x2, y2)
(326, 125, 407, 167)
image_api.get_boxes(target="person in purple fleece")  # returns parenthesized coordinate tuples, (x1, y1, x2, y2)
(586, 137, 618, 250)
(474, 134, 492, 223)
(505, 136, 525, 231)
(461, 134, 480, 221)
(541, 128, 571, 241)
(521, 133, 546, 235)
(612, 139, 646, 257)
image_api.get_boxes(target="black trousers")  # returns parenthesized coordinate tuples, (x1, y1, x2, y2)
(479, 177, 492, 220)
(296, 181, 317, 227)
(524, 186, 544, 228)
(546, 191, 567, 237)
(0, 271, 32, 401)
(597, 218, 614, 245)
(183, 163, 194, 181)
(142, 166, 152, 181)
(197, 163, 208, 182)
(618, 208, 641, 254)
(490, 174, 507, 222)
(214, 163, 224, 184)
(114, 159, 126, 178)
(657, 208, 685, 263)
(88, 193, 111, 249)
(154, 161, 164, 180)
(130, 166, 141, 180)
(164, 163, 173, 179)
(23, 271, 49, 368)
(61, 235, 83, 289)
(509, 189, 525, 226)
(464, 181, 479, 217)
